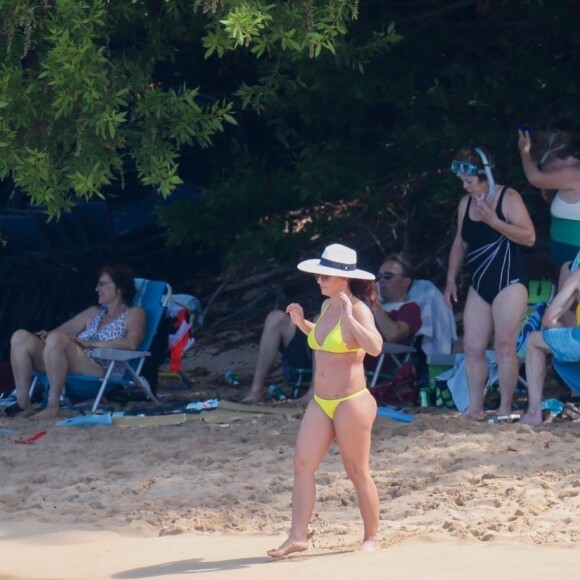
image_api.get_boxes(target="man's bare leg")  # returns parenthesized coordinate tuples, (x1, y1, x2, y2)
(242, 311, 296, 403)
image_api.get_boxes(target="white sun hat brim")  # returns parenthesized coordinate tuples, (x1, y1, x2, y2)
(297, 243, 375, 280)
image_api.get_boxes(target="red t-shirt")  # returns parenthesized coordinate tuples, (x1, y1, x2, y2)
(382, 301, 422, 345)
(364, 300, 422, 372)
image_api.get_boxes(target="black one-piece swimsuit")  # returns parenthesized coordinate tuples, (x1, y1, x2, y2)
(461, 186, 529, 305)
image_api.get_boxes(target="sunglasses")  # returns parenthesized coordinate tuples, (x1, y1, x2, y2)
(376, 272, 403, 281)
(451, 160, 479, 177)
(314, 274, 330, 282)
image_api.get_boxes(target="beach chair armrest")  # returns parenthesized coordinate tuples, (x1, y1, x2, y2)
(91, 348, 151, 361)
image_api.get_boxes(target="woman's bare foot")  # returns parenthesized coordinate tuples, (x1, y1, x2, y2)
(519, 412, 543, 427)
(359, 539, 380, 553)
(240, 388, 262, 404)
(267, 537, 309, 558)
(462, 408, 485, 421)
(34, 406, 60, 420)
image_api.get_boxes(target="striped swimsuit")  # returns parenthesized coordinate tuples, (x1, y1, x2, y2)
(461, 186, 529, 305)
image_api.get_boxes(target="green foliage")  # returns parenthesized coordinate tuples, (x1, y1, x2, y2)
(0, 0, 366, 214)
(2, 0, 579, 276)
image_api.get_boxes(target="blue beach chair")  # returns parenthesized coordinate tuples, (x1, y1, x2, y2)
(30, 278, 171, 412)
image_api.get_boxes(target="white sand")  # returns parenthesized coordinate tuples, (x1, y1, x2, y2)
(2, 337, 580, 579)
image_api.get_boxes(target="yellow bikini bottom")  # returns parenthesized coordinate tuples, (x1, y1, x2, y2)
(313, 388, 368, 420)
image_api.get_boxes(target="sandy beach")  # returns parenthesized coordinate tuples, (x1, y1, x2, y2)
(2, 328, 580, 579)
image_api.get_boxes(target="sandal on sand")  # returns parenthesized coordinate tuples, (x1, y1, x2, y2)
(4, 404, 38, 418)
(4, 403, 25, 417)
(562, 403, 580, 421)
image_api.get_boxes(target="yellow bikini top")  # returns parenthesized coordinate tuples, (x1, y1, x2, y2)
(307, 303, 363, 354)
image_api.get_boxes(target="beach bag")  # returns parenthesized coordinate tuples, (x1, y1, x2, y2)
(434, 380, 456, 410)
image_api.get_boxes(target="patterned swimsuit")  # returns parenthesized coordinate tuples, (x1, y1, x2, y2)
(78, 307, 129, 380)
(461, 186, 529, 305)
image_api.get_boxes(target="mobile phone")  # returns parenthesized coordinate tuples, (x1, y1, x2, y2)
(516, 123, 535, 133)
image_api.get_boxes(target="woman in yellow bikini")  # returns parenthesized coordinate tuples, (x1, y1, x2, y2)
(267, 244, 383, 558)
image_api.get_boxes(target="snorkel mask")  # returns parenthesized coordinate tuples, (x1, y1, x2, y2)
(450, 147, 495, 204)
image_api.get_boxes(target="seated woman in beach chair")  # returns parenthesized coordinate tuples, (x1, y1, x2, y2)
(6, 264, 145, 419)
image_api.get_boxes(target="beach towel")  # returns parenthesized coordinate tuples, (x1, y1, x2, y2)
(435, 351, 499, 412)
(408, 279, 457, 356)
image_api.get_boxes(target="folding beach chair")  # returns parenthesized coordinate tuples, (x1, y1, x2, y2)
(30, 278, 171, 412)
(367, 340, 421, 405)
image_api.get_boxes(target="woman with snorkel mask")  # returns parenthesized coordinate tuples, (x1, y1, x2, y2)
(444, 147, 536, 421)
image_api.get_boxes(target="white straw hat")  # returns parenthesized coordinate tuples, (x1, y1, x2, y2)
(297, 244, 375, 280)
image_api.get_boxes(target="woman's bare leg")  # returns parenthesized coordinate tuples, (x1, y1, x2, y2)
(520, 331, 551, 426)
(334, 391, 380, 552)
(38, 332, 103, 418)
(268, 401, 334, 557)
(462, 288, 494, 420)
(492, 283, 528, 415)
(10, 330, 46, 409)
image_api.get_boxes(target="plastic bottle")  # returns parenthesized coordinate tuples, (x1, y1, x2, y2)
(268, 384, 287, 401)
(418, 387, 430, 408)
(224, 369, 240, 386)
(487, 413, 521, 424)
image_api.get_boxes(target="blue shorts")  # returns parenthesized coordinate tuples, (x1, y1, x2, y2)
(542, 327, 580, 362)
(281, 330, 311, 380)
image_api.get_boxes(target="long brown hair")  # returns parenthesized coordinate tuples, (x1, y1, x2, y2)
(99, 264, 136, 306)
(350, 279, 376, 305)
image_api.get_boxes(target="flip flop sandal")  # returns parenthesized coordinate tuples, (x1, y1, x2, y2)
(562, 404, 580, 421)
(4, 403, 25, 417)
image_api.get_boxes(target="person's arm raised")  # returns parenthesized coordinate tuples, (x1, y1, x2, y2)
(518, 129, 580, 190)
(341, 296, 383, 357)
(286, 302, 316, 336)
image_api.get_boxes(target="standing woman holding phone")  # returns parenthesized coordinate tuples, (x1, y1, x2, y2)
(518, 124, 580, 324)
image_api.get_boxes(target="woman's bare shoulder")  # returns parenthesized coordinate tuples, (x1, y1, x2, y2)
(127, 305, 146, 318)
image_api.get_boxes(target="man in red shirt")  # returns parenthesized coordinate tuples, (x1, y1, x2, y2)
(241, 253, 422, 403)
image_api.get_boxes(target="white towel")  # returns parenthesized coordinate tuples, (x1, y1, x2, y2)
(408, 279, 458, 356)
(435, 351, 498, 412)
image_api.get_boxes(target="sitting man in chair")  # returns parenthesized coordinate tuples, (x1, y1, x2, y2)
(520, 265, 580, 427)
(6, 264, 145, 419)
(241, 254, 422, 403)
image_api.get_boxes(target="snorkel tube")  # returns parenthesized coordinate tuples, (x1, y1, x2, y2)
(474, 147, 495, 205)
(538, 132, 566, 169)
